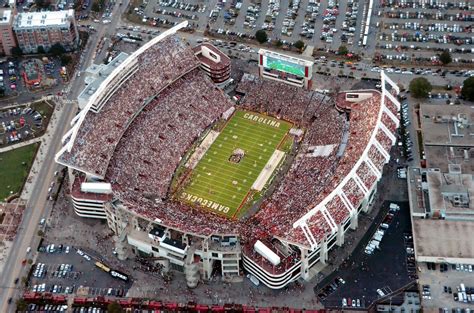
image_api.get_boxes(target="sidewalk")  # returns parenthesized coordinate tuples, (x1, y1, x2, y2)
(20, 97, 68, 200)
(0, 138, 42, 154)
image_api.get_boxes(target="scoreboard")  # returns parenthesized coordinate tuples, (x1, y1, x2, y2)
(258, 49, 313, 89)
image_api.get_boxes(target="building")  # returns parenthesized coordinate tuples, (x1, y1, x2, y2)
(78, 52, 129, 110)
(13, 9, 78, 54)
(258, 49, 313, 89)
(55, 21, 401, 289)
(407, 102, 474, 267)
(193, 43, 231, 85)
(412, 219, 474, 265)
(420, 103, 474, 174)
(0, 0, 17, 56)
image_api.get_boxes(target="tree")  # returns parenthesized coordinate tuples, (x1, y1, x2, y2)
(91, 1, 100, 12)
(37, 46, 45, 54)
(35, 0, 50, 9)
(409, 77, 432, 99)
(275, 39, 283, 47)
(49, 43, 66, 56)
(107, 302, 124, 313)
(439, 50, 452, 65)
(16, 299, 27, 311)
(461, 77, 474, 101)
(11, 46, 22, 57)
(37, 230, 44, 237)
(255, 30, 268, 44)
(60, 54, 72, 66)
(338, 45, 349, 56)
(294, 40, 305, 51)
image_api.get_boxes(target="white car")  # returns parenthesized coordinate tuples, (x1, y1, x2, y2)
(77, 249, 85, 256)
(83, 254, 92, 261)
(65, 246, 70, 254)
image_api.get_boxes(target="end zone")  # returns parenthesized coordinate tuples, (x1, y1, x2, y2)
(252, 150, 285, 191)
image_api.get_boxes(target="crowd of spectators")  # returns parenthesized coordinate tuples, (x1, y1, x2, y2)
(341, 178, 365, 209)
(384, 96, 399, 117)
(59, 36, 200, 178)
(375, 126, 394, 153)
(381, 112, 397, 133)
(236, 78, 391, 254)
(107, 68, 233, 201)
(325, 195, 350, 226)
(356, 161, 378, 191)
(236, 74, 326, 128)
(367, 145, 387, 170)
(242, 238, 301, 275)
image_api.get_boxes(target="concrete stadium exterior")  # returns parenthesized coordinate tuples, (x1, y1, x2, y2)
(56, 21, 402, 289)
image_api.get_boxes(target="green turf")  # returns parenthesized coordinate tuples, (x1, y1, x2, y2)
(179, 110, 292, 218)
(0, 143, 38, 200)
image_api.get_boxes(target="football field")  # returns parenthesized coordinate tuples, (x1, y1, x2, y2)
(179, 110, 292, 218)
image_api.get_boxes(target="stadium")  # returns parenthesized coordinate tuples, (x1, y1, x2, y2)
(55, 22, 402, 289)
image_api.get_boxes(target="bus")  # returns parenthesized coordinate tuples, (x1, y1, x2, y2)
(95, 261, 111, 273)
(110, 270, 129, 282)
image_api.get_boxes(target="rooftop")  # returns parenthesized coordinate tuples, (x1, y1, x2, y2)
(407, 167, 429, 216)
(193, 43, 231, 70)
(420, 104, 474, 147)
(426, 170, 474, 216)
(413, 219, 474, 261)
(0, 9, 12, 25)
(78, 52, 129, 109)
(13, 9, 75, 29)
(424, 145, 474, 174)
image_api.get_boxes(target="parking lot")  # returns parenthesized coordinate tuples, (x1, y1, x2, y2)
(374, 0, 473, 66)
(129, 0, 371, 51)
(418, 262, 474, 310)
(0, 60, 24, 97)
(29, 244, 131, 297)
(0, 101, 54, 147)
(316, 200, 415, 309)
(0, 57, 67, 100)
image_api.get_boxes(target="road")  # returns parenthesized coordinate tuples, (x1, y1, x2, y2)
(0, 1, 127, 311)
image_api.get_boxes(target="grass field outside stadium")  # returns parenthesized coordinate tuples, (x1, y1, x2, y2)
(0, 143, 39, 200)
(178, 110, 292, 219)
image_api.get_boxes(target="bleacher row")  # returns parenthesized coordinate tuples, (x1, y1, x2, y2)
(236, 74, 327, 128)
(356, 161, 378, 191)
(59, 36, 200, 177)
(238, 86, 401, 272)
(106, 69, 233, 201)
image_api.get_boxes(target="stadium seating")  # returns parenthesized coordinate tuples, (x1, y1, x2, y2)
(107, 69, 233, 200)
(326, 195, 350, 226)
(356, 161, 378, 191)
(60, 36, 200, 177)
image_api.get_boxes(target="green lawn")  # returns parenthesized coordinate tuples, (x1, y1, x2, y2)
(178, 110, 292, 218)
(0, 143, 38, 200)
